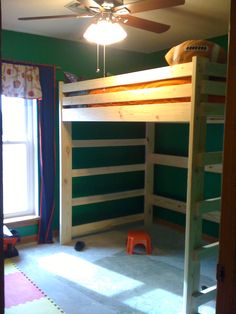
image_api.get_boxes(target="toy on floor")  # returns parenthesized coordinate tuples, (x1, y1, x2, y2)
(74, 240, 85, 251)
(126, 230, 152, 255)
(4, 225, 20, 258)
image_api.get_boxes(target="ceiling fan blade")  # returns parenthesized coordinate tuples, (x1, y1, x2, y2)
(77, 0, 102, 11)
(115, 0, 185, 14)
(122, 15, 170, 33)
(18, 14, 93, 21)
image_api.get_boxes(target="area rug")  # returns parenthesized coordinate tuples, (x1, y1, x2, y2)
(4, 259, 65, 314)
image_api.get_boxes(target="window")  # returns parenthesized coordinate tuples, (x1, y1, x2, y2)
(2, 96, 38, 219)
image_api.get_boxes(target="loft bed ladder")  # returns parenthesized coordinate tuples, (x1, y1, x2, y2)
(183, 57, 224, 313)
(144, 57, 226, 313)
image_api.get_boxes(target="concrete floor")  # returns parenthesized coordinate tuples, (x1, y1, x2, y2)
(9, 222, 217, 314)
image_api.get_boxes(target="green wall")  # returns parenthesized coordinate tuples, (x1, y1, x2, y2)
(2, 30, 227, 238)
(2, 30, 160, 80)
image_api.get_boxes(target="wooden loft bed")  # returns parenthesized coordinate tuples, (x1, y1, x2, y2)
(59, 56, 226, 313)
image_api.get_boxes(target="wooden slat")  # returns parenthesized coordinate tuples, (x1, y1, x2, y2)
(72, 189, 144, 206)
(72, 213, 144, 237)
(203, 211, 221, 223)
(204, 61, 227, 78)
(193, 285, 217, 306)
(63, 84, 192, 106)
(149, 153, 221, 173)
(198, 151, 222, 166)
(197, 197, 221, 214)
(62, 102, 191, 122)
(62, 62, 193, 93)
(205, 164, 222, 173)
(150, 194, 186, 213)
(206, 117, 224, 124)
(200, 102, 225, 116)
(149, 153, 188, 168)
(72, 138, 146, 148)
(72, 164, 145, 177)
(194, 242, 219, 259)
(201, 80, 226, 96)
(150, 194, 220, 223)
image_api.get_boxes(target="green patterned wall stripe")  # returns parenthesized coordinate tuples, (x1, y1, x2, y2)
(72, 196, 144, 226)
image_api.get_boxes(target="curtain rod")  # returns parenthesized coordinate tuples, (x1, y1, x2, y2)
(1, 58, 61, 70)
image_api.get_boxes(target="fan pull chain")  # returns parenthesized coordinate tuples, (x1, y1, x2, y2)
(96, 44, 100, 73)
(103, 45, 106, 77)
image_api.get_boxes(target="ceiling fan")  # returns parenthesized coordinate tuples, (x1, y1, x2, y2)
(18, 0, 185, 34)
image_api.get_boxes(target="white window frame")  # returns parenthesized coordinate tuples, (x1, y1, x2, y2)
(2, 96, 39, 219)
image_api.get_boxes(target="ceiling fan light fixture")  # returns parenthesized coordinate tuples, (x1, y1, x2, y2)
(83, 18, 127, 45)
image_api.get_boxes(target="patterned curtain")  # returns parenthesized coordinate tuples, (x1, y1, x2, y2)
(2, 62, 42, 99)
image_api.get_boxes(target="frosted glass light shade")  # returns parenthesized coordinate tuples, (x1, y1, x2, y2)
(83, 19, 127, 45)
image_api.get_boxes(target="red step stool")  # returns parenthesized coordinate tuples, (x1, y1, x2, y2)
(126, 230, 152, 255)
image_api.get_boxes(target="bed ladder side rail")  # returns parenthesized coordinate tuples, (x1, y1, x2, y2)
(183, 57, 221, 313)
(144, 123, 155, 226)
(59, 82, 73, 244)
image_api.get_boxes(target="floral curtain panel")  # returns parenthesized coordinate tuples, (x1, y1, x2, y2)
(2, 62, 42, 99)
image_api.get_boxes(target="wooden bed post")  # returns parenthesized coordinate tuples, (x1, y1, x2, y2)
(144, 122, 155, 226)
(59, 82, 72, 244)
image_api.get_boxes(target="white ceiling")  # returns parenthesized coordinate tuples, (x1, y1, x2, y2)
(2, 0, 230, 53)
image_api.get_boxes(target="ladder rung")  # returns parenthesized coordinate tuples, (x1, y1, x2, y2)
(193, 285, 217, 306)
(200, 102, 225, 116)
(197, 151, 222, 166)
(197, 197, 221, 214)
(194, 242, 219, 259)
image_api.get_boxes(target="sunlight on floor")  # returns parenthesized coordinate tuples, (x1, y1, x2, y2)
(123, 288, 183, 314)
(38, 252, 143, 297)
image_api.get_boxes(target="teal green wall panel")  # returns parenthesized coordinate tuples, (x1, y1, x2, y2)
(154, 165, 188, 201)
(72, 122, 145, 140)
(72, 171, 144, 197)
(155, 123, 189, 156)
(72, 196, 144, 226)
(15, 224, 38, 238)
(72, 146, 145, 169)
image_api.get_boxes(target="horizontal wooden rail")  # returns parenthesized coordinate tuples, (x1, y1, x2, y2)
(201, 81, 226, 96)
(62, 102, 192, 122)
(205, 62, 227, 78)
(197, 151, 222, 166)
(72, 189, 144, 206)
(200, 103, 225, 116)
(72, 164, 145, 177)
(197, 197, 221, 214)
(72, 213, 144, 237)
(148, 153, 222, 173)
(149, 194, 221, 223)
(72, 138, 146, 148)
(62, 62, 193, 93)
(149, 153, 188, 168)
(192, 285, 217, 306)
(63, 84, 192, 107)
(193, 242, 219, 259)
